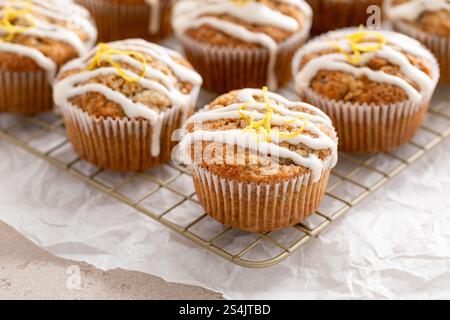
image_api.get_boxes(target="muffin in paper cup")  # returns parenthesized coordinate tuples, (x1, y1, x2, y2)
(176, 88, 338, 233)
(387, 0, 450, 83)
(172, 0, 312, 93)
(306, 0, 384, 35)
(76, 0, 174, 42)
(292, 28, 440, 153)
(0, 0, 97, 114)
(54, 39, 202, 171)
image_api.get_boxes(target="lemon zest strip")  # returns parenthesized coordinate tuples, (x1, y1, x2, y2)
(239, 86, 308, 142)
(0, 0, 35, 42)
(229, 0, 252, 7)
(333, 26, 386, 65)
(87, 43, 148, 83)
(278, 115, 308, 139)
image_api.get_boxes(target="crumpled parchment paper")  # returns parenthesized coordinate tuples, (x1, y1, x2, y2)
(1, 133, 450, 299)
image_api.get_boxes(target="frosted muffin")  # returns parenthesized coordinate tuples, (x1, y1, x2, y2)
(0, 0, 96, 114)
(387, 0, 450, 83)
(54, 39, 202, 171)
(172, 0, 312, 93)
(292, 28, 439, 153)
(177, 88, 338, 232)
(76, 0, 174, 42)
(306, 0, 384, 35)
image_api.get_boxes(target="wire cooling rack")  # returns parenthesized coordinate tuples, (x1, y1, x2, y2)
(0, 84, 449, 268)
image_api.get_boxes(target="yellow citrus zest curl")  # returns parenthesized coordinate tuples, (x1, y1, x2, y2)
(0, 0, 35, 42)
(239, 86, 308, 143)
(334, 26, 386, 65)
(87, 43, 148, 83)
(279, 114, 308, 139)
(229, 0, 252, 7)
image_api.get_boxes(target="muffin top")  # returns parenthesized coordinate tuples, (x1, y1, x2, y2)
(54, 39, 203, 123)
(178, 88, 338, 183)
(292, 28, 439, 106)
(0, 0, 97, 80)
(172, 0, 312, 88)
(388, 0, 450, 38)
(172, 0, 312, 46)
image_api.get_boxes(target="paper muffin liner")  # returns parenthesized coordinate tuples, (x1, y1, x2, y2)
(60, 102, 194, 171)
(179, 21, 311, 93)
(191, 158, 332, 233)
(393, 21, 450, 84)
(306, 0, 384, 35)
(302, 88, 432, 153)
(76, 0, 173, 42)
(0, 69, 53, 114)
(293, 27, 440, 153)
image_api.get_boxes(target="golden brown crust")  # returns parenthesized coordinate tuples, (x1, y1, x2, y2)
(298, 45, 434, 105)
(58, 47, 197, 119)
(185, 90, 335, 183)
(391, 0, 450, 38)
(0, 37, 80, 71)
(183, 0, 308, 48)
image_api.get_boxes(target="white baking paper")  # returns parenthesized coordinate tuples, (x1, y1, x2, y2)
(1, 127, 450, 299)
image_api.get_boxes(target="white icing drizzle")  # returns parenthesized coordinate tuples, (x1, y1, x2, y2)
(0, 0, 97, 82)
(179, 88, 338, 182)
(292, 28, 438, 104)
(172, 0, 312, 89)
(54, 39, 203, 157)
(388, 0, 450, 21)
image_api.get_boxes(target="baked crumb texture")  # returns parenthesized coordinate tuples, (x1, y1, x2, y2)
(75, 0, 173, 42)
(54, 39, 202, 171)
(292, 28, 439, 152)
(306, 0, 384, 35)
(179, 88, 338, 232)
(388, 0, 450, 83)
(0, 0, 96, 114)
(172, 0, 312, 93)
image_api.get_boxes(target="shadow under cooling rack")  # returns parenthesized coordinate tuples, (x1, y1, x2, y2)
(0, 86, 449, 268)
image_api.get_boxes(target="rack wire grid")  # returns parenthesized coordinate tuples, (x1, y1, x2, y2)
(0, 79, 449, 268)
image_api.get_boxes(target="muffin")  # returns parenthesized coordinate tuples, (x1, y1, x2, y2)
(0, 0, 97, 114)
(172, 0, 312, 93)
(306, 0, 384, 35)
(76, 0, 174, 42)
(176, 88, 338, 232)
(292, 28, 439, 153)
(387, 0, 450, 83)
(53, 39, 202, 171)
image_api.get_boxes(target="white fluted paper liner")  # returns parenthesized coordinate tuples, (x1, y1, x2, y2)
(302, 88, 433, 152)
(0, 69, 53, 114)
(76, 0, 173, 42)
(293, 28, 440, 152)
(191, 157, 333, 233)
(60, 101, 192, 171)
(179, 19, 311, 93)
(393, 21, 450, 84)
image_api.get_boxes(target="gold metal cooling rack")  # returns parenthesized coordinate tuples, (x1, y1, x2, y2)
(0, 85, 449, 268)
